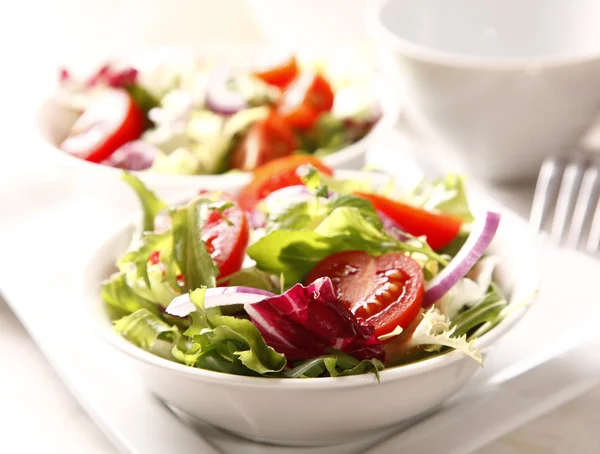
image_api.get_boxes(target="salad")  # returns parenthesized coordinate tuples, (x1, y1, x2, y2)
(57, 52, 381, 175)
(102, 155, 513, 379)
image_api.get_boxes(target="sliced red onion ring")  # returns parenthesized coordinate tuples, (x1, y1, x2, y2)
(166, 286, 275, 317)
(102, 140, 157, 171)
(205, 64, 247, 115)
(377, 210, 406, 241)
(423, 211, 501, 307)
(248, 210, 267, 229)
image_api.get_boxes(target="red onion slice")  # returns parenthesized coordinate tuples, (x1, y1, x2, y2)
(166, 286, 275, 317)
(423, 211, 501, 307)
(102, 140, 157, 171)
(205, 64, 247, 115)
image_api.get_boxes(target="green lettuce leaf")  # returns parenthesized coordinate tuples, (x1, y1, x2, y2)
(101, 272, 158, 317)
(284, 349, 384, 379)
(410, 174, 474, 223)
(116, 230, 183, 308)
(121, 172, 166, 231)
(218, 266, 278, 292)
(174, 289, 286, 375)
(170, 198, 220, 291)
(251, 205, 447, 283)
(114, 308, 180, 359)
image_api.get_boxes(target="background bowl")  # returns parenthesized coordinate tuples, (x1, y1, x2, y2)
(35, 45, 401, 215)
(79, 170, 540, 446)
(368, 0, 600, 182)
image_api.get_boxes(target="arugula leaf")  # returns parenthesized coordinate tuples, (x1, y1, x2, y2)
(451, 283, 508, 338)
(410, 174, 474, 223)
(173, 289, 286, 375)
(285, 350, 384, 379)
(114, 308, 180, 357)
(170, 198, 220, 291)
(121, 172, 166, 231)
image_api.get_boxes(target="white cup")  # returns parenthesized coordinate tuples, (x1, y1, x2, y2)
(368, 0, 600, 182)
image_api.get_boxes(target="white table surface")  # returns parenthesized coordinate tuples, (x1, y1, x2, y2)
(1, 2, 600, 453)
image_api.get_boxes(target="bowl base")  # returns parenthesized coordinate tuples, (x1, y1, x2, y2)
(164, 399, 442, 448)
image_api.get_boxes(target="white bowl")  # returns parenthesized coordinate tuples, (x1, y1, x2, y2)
(79, 170, 539, 446)
(368, 0, 600, 182)
(35, 45, 400, 203)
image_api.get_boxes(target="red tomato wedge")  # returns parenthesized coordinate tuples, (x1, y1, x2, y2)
(356, 192, 463, 250)
(305, 251, 424, 338)
(201, 201, 250, 280)
(238, 155, 333, 211)
(253, 55, 299, 90)
(277, 72, 334, 130)
(61, 89, 145, 163)
(229, 110, 298, 172)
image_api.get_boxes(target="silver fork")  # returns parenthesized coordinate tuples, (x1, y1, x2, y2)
(530, 152, 600, 254)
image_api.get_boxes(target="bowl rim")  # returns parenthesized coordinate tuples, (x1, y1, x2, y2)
(367, 0, 600, 70)
(79, 170, 541, 389)
(35, 45, 401, 187)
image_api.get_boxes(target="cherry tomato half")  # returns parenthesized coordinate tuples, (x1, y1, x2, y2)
(229, 110, 297, 172)
(305, 251, 424, 337)
(277, 72, 334, 130)
(202, 200, 250, 280)
(356, 192, 463, 251)
(237, 155, 333, 211)
(253, 55, 299, 90)
(61, 89, 145, 163)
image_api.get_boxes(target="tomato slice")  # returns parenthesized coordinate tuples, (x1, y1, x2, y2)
(253, 55, 299, 90)
(229, 110, 298, 172)
(277, 72, 334, 130)
(201, 201, 250, 279)
(237, 155, 333, 211)
(61, 89, 145, 163)
(305, 251, 424, 337)
(356, 192, 463, 251)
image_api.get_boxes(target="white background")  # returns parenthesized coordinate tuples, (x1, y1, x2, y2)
(0, 1, 599, 453)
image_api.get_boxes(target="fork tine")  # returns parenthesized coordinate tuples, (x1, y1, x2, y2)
(550, 160, 585, 244)
(530, 159, 560, 233)
(566, 166, 599, 248)
(586, 197, 600, 253)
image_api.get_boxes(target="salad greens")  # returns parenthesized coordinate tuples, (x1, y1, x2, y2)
(59, 53, 382, 176)
(102, 170, 515, 379)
